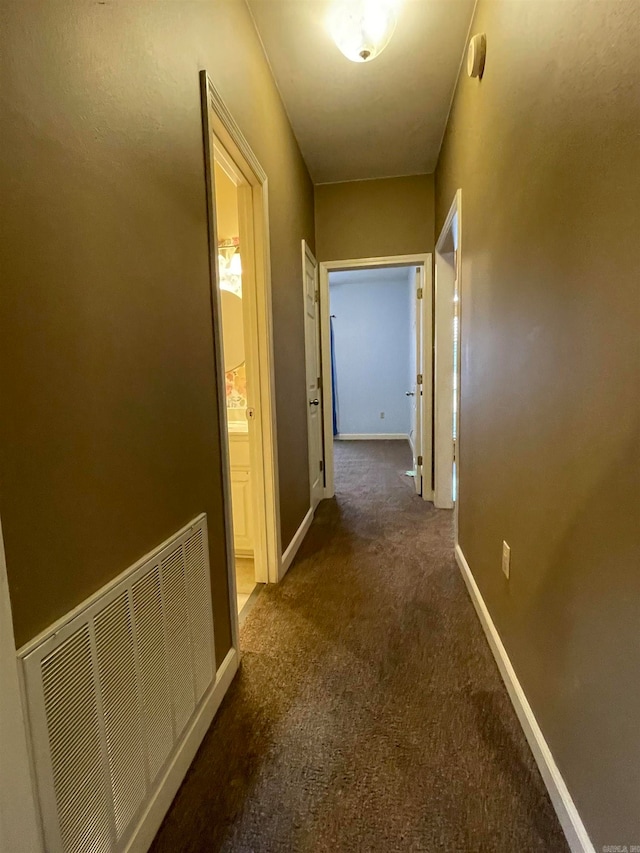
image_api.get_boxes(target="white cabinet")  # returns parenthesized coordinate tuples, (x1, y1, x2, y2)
(228, 429, 253, 555)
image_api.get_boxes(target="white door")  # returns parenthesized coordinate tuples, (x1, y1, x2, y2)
(411, 267, 425, 495)
(302, 241, 324, 508)
(452, 251, 460, 505)
(434, 249, 456, 509)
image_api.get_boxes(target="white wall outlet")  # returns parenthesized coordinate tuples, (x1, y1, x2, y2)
(502, 541, 511, 579)
(380, 412, 385, 419)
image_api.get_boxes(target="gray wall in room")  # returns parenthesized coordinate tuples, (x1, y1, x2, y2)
(436, 0, 640, 846)
(330, 269, 413, 436)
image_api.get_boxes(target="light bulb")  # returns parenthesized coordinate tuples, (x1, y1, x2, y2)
(229, 252, 242, 276)
(328, 0, 398, 63)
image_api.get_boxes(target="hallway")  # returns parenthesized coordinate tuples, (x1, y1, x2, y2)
(151, 441, 566, 852)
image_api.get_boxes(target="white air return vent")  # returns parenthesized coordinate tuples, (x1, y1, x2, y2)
(20, 514, 215, 853)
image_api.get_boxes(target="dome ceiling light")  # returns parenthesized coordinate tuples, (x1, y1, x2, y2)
(327, 0, 399, 63)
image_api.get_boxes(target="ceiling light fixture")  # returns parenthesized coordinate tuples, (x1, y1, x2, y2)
(327, 0, 398, 63)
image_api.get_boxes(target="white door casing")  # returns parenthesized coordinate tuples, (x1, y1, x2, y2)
(412, 266, 424, 495)
(434, 253, 455, 509)
(201, 71, 282, 588)
(434, 189, 461, 512)
(302, 241, 324, 509)
(0, 515, 45, 852)
(410, 264, 434, 501)
(318, 254, 433, 502)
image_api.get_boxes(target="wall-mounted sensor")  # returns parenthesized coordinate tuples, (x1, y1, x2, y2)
(467, 33, 486, 79)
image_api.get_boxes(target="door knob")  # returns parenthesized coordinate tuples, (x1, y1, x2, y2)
(309, 399, 320, 406)
(405, 391, 415, 397)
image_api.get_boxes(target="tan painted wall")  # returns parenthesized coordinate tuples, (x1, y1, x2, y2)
(315, 175, 434, 261)
(213, 163, 239, 243)
(435, 0, 640, 846)
(0, 0, 314, 653)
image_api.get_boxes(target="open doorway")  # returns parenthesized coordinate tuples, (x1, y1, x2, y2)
(212, 158, 260, 615)
(318, 254, 433, 501)
(434, 190, 461, 523)
(201, 73, 281, 629)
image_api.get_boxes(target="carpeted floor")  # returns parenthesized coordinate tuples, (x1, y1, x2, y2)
(150, 440, 568, 853)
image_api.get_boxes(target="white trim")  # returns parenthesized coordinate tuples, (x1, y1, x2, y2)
(336, 433, 409, 441)
(201, 72, 282, 590)
(418, 263, 434, 503)
(0, 517, 44, 852)
(321, 253, 430, 271)
(319, 254, 432, 502)
(203, 77, 267, 184)
(125, 646, 239, 853)
(454, 545, 595, 853)
(279, 507, 314, 581)
(434, 190, 461, 515)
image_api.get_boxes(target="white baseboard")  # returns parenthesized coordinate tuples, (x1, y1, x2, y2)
(454, 545, 595, 853)
(127, 646, 239, 853)
(280, 506, 314, 580)
(336, 433, 409, 441)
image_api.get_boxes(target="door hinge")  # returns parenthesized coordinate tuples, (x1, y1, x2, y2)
(417, 455, 423, 466)
(453, 439, 457, 462)
(417, 287, 423, 299)
(319, 459, 323, 472)
(314, 290, 319, 303)
(417, 373, 423, 385)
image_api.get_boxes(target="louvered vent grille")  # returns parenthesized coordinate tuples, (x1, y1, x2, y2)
(21, 515, 215, 853)
(185, 528, 214, 702)
(94, 593, 146, 838)
(161, 545, 196, 737)
(42, 627, 113, 853)
(131, 566, 174, 783)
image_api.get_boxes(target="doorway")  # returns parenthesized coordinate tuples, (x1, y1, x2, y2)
(318, 254, 433, 500)
(201, 73, 281, 632)
(212, 157, 259, 615)
(434, 190, 461, 521)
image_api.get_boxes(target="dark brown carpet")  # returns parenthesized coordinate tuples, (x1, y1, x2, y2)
(151, 440, 568, 853)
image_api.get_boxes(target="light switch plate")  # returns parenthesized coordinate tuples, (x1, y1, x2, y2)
(502, 541, 511, 579)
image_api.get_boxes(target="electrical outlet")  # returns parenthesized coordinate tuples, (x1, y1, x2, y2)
(380, 412, 385, 419)
(502, 541, 511, 579)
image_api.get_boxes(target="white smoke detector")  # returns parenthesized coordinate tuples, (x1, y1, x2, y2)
(467, 33, 487, 78)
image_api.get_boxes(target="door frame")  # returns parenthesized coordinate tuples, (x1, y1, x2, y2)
(301, 240, 324, 511)
(0, 513, 45, 852)
(319, 253, 433, 500)
(434, 190, 462, 528)
(201, 72, 282, 624)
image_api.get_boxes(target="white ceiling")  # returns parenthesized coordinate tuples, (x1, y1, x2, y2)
(247, 0, 476, 184)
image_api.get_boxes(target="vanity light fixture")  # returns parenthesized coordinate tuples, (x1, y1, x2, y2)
(218, 239, 242, 295)
(229, 250, 242, 276)
(327, 0, 399, 63)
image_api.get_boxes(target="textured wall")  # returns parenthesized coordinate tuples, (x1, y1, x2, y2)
(213, 163, 239, 242)
(330, 272, 412, 436)
(0, 0, 314, 652)
(315, 175, 434, 261)
(435, 0, 640, 846)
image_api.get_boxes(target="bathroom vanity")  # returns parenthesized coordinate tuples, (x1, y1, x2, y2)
(227, 417, 253, 556)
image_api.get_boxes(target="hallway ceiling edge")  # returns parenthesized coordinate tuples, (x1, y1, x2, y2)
(247, 0, 476, 184)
